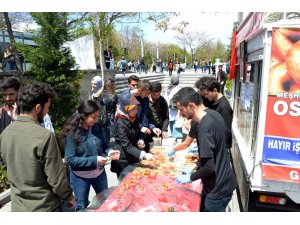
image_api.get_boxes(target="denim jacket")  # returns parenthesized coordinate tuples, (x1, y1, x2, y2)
(65, 129, 105, 171)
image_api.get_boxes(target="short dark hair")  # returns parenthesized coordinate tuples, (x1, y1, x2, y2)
(200, 77, 221, 92)
(18, 82, 57, 114)
(172, 87, 202, 107)
(0, 77, 21, 91)
(195, 76, 211, 90)
(128, 75, 139, 84)
(150, 82, 162, 92)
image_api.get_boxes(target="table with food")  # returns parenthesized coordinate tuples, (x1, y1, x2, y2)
(88, 140, 201, 212)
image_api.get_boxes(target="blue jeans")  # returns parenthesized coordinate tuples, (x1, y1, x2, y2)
(204, 194, 233, 212)
(5, 61, 16, 72)
(70, 169, 108, 211)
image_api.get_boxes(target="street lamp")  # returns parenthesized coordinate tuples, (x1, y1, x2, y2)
(139, 29, 144, 58)
(156, 41, 159, 60)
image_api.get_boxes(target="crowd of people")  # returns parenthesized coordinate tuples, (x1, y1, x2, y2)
(0, 70, 236, 212)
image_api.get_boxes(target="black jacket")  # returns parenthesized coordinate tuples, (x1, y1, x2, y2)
(113, 117, 144, 165)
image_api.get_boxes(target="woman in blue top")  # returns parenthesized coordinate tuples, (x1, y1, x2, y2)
(60, 100, 119, 211)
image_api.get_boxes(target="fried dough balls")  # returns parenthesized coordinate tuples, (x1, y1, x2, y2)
(268, 63, 290, 94)
(269, 28, 300, 95)
(286, 40, 300, 85)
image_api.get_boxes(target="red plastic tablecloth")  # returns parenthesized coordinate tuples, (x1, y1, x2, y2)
(96, 148, 202, 212)
(96, 172, 201, 212)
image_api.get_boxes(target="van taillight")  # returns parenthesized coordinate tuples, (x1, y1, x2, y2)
(258, 194, 287, 205)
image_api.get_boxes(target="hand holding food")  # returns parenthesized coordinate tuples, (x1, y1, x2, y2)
(162, 131, 168, 139)
(144, 153, 154, 161)
(152, 128, 162, 136)
(108, 150, 120, 160)
(97, 156, 108, 165)
(141, 127, 151, 134)
(137, 140, 145, 149)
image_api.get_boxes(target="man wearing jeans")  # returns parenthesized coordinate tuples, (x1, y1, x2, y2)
(172, 87, 237, 212)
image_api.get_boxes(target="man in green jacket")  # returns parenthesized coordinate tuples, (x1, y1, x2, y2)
(0, 82, 74, 212)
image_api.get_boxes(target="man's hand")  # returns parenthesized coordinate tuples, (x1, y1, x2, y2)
(167, 149, 175, 156)
(188, 146, 198, 153)
(67, 195, 76, 209)
(152, 128, 161, 136)
(176, 175, 191, 184)
(162, 131, 168, 139)
(179, 166, 195, 175)
(144, 153, 154, 160)
(141, 127, 151, 134)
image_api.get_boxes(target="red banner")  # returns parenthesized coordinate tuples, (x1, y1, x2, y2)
(265, 96, 300, 139)
(263, 28, 300, 182)
(262, 164, 300, 183)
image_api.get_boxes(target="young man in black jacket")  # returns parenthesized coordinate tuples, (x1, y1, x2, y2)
(172, 87, 237, 212)
(199, 77, 233, 150)
(148, 82, 169, 139)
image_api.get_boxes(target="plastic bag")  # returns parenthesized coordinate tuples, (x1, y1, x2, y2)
(88, 186, 118, 210)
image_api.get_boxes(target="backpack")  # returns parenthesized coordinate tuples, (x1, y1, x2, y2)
(121, 60, 127, 69)
(98, 104, 111, 128)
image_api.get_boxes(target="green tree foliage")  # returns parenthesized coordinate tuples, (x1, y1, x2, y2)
(19, 12, 83, 130)
(0, 165, 9, 192)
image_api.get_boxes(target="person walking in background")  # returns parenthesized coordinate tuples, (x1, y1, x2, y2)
(0, 82, 75, 211)
(211, 64, 216, 77)
(109, 57, 115, 70)
(172, 87, 237, 212)
(168, 60, 173, 76)
(0, 77, 20, 134)
(120, 56, 127, 76)
(194, 61, 198, 73)
(104, 45, 112, 70)
(164, 76, 183, 139)
(217, 64, 227, 94)
(140, 57, 145, 74)
(61, 100, 120, 211)
(208, 61, 212, 74)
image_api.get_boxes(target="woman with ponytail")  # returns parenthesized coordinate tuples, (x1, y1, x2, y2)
(60, 100, 119, 211)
